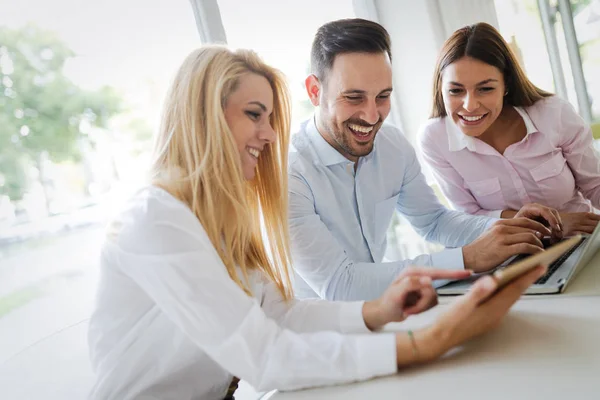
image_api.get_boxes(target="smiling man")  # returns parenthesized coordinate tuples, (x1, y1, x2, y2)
(288, 18, 558, 301)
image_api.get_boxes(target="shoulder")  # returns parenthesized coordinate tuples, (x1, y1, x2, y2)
(372, 124, 419, 165)
(105, 186, 208, 255)
(417, 117, 447, 151)
(288, 120, 320, 179)
(526, 95, 572, 122)
(526, 95, 585, 136)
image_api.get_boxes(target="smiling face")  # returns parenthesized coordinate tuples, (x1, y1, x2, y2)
(306, 52, 393, 162)
(224, 72, 276, 180)
(441, 56, 506, 137)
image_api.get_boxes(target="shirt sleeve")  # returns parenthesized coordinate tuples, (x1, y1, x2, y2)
(259, 276, 372, 334)
(396, 132, 493, 245)
(289, 171, 467, 302)
(558, 98, 600, 208)
(418, 123, 504, 219)
(112, 199, 397, 392)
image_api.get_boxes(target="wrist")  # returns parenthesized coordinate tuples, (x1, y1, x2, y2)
(362, 299, 385, 331)
(395, 327, 443, 367)
(462, 245, 475, 271)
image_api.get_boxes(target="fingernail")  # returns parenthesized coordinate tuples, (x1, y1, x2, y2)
(536, 231, 542, 238)
(556, 224, 562, 232)
(481, 277, 497, 291)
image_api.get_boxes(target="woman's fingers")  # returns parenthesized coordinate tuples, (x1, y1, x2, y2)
(484, 265, 547, 311)
(445, 276, 498, 323)
(403, 278, 437, 314)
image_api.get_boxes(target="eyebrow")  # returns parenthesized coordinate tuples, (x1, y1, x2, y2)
(448, 79, 499, 87)
(247, 101, 267, 112)
(341, 88, 393, 95)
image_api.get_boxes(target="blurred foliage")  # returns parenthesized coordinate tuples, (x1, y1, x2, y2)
(0, 25, 122, 201)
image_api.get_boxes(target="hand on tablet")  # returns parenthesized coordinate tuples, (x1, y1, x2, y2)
(362, 267, 472, 331)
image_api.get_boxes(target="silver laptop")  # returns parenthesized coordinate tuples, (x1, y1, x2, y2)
(437, 222, 600, 295)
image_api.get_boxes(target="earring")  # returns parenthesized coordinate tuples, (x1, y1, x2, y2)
(504, 90, 509, 96)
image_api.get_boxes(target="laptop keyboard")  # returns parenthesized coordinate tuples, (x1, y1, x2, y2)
(535, 237, 587, 284)
(502, 237, 587, 285)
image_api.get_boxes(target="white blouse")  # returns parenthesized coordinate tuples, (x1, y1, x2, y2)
(88, 186, 397, 400)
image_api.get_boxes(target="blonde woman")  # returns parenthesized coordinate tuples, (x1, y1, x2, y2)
(87, 46, 546, 400)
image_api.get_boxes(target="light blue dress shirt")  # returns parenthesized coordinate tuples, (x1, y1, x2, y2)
(288, 117, 496, 301)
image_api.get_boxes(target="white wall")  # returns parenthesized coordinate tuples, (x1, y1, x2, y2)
(354, 0, 499, 144)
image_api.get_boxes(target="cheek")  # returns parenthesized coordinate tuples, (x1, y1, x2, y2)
(443, 96, 458, 113)
(231, 123, 253, 151)
(487, 95, 505, 113)
(378, 102, 391, 118)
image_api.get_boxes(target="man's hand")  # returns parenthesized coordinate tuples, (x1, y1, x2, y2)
(362, 267, 472, 331)
(463, 218, 551, 273)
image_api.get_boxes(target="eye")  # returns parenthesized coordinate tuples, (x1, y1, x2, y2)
(377, 94, 391, 100)
(345, 96, 362, 102)
(245, 110, 260, 121)
(478, 87, 495, 93)
(448, 88, 463, 95)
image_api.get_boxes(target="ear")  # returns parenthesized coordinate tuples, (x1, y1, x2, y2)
(305, 74, 321, 106)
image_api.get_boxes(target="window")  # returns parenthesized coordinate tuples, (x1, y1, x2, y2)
(494, 0, 600, 126)
(0, 0, 200, 364)
(217, 0, 354, 130)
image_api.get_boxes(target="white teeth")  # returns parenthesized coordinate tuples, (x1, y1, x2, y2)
(348, 123, 373, 133)
(247, 147, 260, 158)
(461, 114, 484, 122)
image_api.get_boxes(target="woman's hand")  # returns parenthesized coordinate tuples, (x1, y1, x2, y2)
(514, 203, 563, 240)
(559, 212, 600, 235)
(362, 267, 472, 331)
(400, 265, 547, 366)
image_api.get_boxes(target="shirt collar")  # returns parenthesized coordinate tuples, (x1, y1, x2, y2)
(306, 116, 354, 166)
(447, 106, 539, 152)
(513, 106, 538, 136)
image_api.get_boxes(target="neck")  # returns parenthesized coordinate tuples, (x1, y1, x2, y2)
(478, 106, 526, 153)
(314, 114, 359, 163)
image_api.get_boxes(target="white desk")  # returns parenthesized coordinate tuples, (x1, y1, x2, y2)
(270, 254, 600, 400)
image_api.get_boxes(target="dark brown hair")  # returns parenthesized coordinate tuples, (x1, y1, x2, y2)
(430, 22, 552, 118)
(310, 18, 392, 84)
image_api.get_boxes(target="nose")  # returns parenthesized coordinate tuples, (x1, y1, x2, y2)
(463, 92, 480, 112)
(259, 124, 277, 144)
(361, 98, 380, 125)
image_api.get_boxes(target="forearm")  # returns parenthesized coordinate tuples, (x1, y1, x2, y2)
(324, 255, 434, 301)
(396, 326, 444, 367)
(276, 298, 372, 334)
(416, 209, 492, 248)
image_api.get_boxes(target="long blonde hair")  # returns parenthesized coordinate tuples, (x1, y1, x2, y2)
(151, 45, 293, 300)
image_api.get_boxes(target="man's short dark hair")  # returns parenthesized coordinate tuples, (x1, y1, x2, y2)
(310, 18, 392, 84)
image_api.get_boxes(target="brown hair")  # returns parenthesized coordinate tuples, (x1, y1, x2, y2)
(430, 22, 552, 118)
(311, 18, 392, 85)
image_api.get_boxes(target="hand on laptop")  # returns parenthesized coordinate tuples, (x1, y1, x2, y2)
(362, 267, 472, 331)
(463, 218, 552, 273)
(514, 203, 563, 240)
(560, 212, 600, 235)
